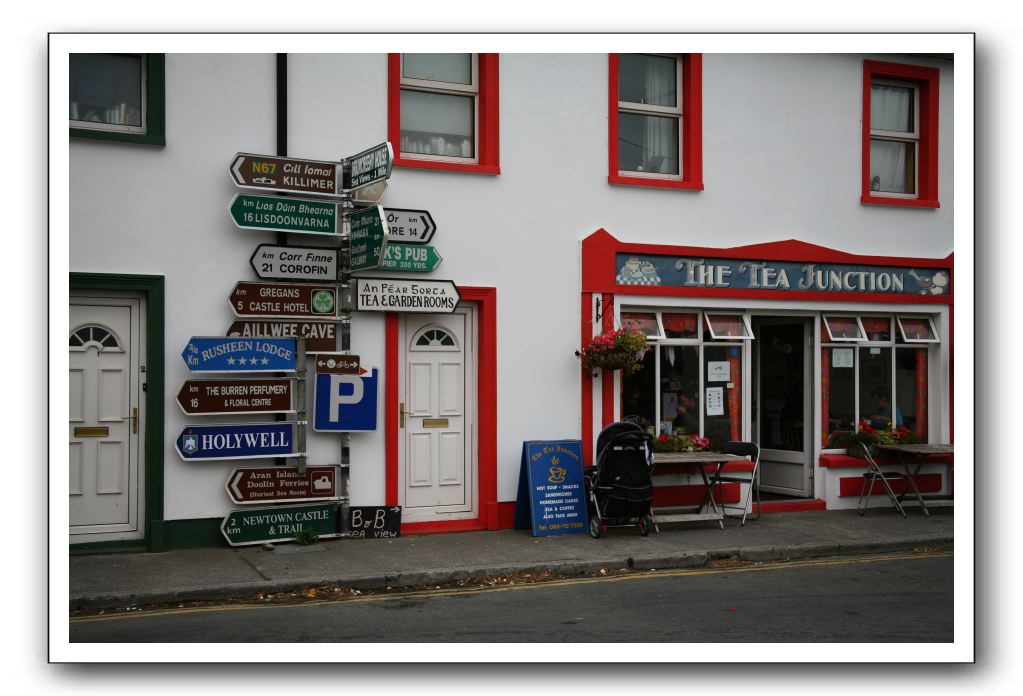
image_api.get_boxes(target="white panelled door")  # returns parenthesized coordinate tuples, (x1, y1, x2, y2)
(69, 294, 145, 542)
(400, 309, 476, 522)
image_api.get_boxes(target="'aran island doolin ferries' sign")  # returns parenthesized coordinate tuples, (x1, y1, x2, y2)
(615, 254, 950, 296)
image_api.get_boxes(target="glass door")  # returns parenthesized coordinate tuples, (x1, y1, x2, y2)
(754, 318, 812, 496)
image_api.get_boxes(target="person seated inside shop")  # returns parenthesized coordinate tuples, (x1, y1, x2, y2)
(672, 387, 700, 435)
(867, 385, 903, 429)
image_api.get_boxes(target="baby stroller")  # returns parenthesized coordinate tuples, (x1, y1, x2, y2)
(585, 420, 656, 538)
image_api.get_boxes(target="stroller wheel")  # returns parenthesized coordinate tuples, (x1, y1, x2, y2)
(637, 515, 652, 537)
(589, 516, 602, 539)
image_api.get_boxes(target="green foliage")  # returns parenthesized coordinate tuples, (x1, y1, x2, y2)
(576, 328, 649, 375)
(294, 527, 320, 546)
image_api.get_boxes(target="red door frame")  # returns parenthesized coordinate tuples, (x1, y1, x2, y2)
(385, 287, 497, 534)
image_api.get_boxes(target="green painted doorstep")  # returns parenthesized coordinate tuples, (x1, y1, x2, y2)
(69, 518, 225, 555)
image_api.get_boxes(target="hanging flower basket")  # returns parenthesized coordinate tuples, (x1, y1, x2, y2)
(576, 328, 648, 375)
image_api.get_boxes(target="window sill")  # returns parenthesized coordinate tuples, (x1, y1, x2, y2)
(70, 128, 165, 147)
(860, 194, 939, 209)
(609, 174, 703, 191)
(394, 158, 500, 176)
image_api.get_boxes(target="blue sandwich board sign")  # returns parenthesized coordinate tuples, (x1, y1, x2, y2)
(313, 368, 379, 432)
(175, 422, 299, 461)
(514, 440, 587, 537)
(182, 337, 298, 373)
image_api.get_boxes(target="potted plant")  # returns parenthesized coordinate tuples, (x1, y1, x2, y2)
(844, 421, 922, 457)
(576, 328, 648, 375)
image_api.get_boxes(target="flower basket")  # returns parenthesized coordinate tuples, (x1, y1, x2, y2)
(587, 349, 637, 371)
(650, 429, 710, 453)
(844, 421, 922, 458)
(576, 328, 648, 375)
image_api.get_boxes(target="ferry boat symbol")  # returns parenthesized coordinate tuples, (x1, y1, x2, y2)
(313, 475, 331, 490)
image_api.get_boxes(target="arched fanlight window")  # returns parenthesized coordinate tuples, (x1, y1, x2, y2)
(69, 324, 123, 352)
(411, 326, 459, 351)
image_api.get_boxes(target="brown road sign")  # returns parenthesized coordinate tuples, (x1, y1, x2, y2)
(227, 320, 337, 352)
(176, 378, 294, 415)
(313, 353, 361, 374)
(229, 153, 340, 196)
(226, 466, 340, 505)
(229, 281, 339, 320)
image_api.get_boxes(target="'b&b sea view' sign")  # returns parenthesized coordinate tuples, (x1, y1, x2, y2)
(615, 254, 950, 296)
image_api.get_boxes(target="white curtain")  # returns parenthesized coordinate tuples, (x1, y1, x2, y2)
(642, 58, 678, 174)
(870, 84, 913, 193)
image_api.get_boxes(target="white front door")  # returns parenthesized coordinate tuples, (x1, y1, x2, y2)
(69, 294, 145, 542)
(399, 309, 476, 523)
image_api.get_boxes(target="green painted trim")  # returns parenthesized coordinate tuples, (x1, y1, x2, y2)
(70, 54, 166, 147)
(162, 518, 226, 550)
(69, 540, 148, 555)
(70, 273, 165, 552)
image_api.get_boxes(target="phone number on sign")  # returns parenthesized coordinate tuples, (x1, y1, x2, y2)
(537, 522, 585, 532)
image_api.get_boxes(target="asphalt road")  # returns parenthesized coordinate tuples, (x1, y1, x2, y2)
(69, 550, 953, 643)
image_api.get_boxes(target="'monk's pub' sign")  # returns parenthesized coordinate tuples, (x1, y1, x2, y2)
(615, 254, 950, 296)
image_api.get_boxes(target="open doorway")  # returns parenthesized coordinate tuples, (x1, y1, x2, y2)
(753, 317, 813, 499)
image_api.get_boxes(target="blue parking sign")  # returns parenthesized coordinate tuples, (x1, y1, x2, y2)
(313, 368, 378, 432)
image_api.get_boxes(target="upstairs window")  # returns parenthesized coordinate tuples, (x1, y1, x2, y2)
(70, 53, 165, 146)
(861, 60, 939, 208)
(388, 53, 500, 175)
(609, 53, 702, 191)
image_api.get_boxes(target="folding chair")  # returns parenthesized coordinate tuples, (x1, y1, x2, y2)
(717, 441, 761, 526)
(856, 442, 908, 518)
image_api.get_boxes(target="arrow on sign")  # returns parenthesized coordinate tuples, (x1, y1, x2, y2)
(229, 153, 341, 196)
(383, 208, 437, 245)
(379, 243, 443, 273)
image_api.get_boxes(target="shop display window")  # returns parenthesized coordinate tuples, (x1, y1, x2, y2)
(704, 313, 752, 340)
(861, 316, 892, 342)
(896, 315, 939, 343)
(621, 311, 662, 338)
(822, 315, 866, 341)
(662, 312, 699, 339)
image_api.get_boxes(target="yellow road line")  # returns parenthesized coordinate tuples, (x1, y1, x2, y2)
(70, 549, 952, 625)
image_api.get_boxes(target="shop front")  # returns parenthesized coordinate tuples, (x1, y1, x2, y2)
(580, 230, 953, 513)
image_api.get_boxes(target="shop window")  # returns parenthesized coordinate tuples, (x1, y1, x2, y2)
(822, 315, 866, 342)
(662, 312, 699, 339)
(704, 313, 752, 340)
(861, 60, 940, 208)
(896, 316, 939, 343)
(621, 311, 662, 339)
(70, 53, 165, 146)
(822, 347, 856, 448)
(608, 53, 703, 191)
(861, 316, 892, 342)
(657, 345, 700, 435)
(703, 345, 742, 446)
(388, 53, 500, 175)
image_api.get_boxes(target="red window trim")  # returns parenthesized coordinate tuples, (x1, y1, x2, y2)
(608, 53, 703, 191)
(387, 53, 500, 176)
(861, 59, 940, 208)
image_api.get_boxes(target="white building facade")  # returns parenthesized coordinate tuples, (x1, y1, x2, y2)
(66, 50, 958, 551)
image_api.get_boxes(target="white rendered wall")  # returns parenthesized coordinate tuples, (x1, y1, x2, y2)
(69, 53, 954, 521)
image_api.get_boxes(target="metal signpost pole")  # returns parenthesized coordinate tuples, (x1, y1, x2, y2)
(337, 185, 354, 537)
(295, 337, 307, 474)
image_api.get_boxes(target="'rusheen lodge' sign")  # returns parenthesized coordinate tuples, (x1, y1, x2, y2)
(615, 254, 950, 296)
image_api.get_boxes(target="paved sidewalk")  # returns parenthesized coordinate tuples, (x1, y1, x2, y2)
(69, 509, 953, 611)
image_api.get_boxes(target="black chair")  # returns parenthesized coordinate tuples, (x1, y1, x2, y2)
(856, 442, 907, 518)
(717, 441, 761, 526)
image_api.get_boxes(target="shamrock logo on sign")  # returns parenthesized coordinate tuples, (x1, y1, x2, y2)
(311, 289, 335, 315)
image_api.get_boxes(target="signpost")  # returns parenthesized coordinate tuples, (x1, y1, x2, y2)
(227, 320, 336, 353)
(221, 502, 341, 546)
(314, 353, 361, 375)
(383, 208, 437, 245)
(250, 244, 338, 282)
(229, 194, 340, 235)
(229, 153, 340, 196)
(342, 142, 393, 191)
(354, 278, 460, 313)
(229, 281, 339, 320)
(313, 368, 379, 432)
(175, 422, 300, 461)
(176, 378, 294, 416)
(379, 243, 443, 273)
(225, 465, 340, 505)
(182, 336, 298, 373)
(349, 205, 389, 272)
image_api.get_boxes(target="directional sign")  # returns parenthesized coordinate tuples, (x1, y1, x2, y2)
(175, 422, 299, 461)
(349, 205, 389, 272)
(314, 353, 362, 375)
(182, 337, 298, 373)
(349, 506, 402, 539)
(229, 281, 339, 320)
(221, 502, 341, 547)
(227, 320, 336, 353)
(354, 278, 460, 314)
(176, 378, 294, 416)
(230, 194, 341, 236)
(383, 208, 437, 245)
(314, 368, 379, 432)
(379, 243, 443, 273)
(229, 153, 340, 196)
(250, 244, 338, 282)
(226, 465, 340, 505)
(343, 142, 392, 191)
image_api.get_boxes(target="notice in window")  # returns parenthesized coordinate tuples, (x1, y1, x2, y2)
(706, 387, 725, 417)
(707, 361, 730, 382)
(833, 348, 854, 368)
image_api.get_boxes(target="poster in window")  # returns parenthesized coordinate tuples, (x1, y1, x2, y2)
(833, 348, 854, 368)
(706, 387, 725, 416)
(707, 361, 730, 382)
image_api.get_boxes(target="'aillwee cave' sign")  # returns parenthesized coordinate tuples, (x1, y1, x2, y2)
(615, 254, 950, 296)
